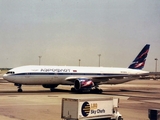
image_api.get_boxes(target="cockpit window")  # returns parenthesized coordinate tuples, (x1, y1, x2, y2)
(6, 71, 15, 74)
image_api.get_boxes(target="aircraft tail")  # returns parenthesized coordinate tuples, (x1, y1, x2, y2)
(128, 44, 150, 70)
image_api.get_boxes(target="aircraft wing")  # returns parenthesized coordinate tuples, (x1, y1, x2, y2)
(65, 73, 150, 83)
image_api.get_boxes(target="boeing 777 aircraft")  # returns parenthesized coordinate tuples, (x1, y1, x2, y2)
(3, 44, 150, 93)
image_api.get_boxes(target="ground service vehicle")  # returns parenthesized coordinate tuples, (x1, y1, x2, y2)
(61, 97, 123, 120)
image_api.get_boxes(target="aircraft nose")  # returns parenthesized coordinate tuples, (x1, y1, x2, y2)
(3, 74, 8, 80)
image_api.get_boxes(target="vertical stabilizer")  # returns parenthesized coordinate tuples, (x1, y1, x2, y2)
(128, 44, 150, 69)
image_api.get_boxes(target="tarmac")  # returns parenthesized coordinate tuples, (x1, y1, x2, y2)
(0, 77, 160, 120)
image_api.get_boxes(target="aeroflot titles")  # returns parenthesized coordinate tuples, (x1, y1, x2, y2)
(41, 68, 70, 73)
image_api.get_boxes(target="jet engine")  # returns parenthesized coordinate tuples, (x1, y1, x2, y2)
(74, 78, 94, 92)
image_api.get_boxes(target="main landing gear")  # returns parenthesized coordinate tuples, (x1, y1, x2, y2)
(91, 88, 103, 94)
(71, 87, 103, 94)
(14, 83, 23, 92)
(91, 84, 103, 94)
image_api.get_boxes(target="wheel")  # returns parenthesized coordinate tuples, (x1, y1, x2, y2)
(98, 89, 103, 94)
(91, 89, 103, 94)
(18, 88, 23, 92)
(71, 88, 76, 92)
(71, 88, 83, 93)
(50, 88, 55, 92)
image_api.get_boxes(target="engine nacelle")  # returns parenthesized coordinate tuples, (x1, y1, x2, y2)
(42, 84, 58, 88)
(74, 78, 94, 91)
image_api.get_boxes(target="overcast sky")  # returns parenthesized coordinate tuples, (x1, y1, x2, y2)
(0, 0, 160, 71)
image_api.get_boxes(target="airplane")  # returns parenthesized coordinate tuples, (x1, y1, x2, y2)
(3, 44, 150, 93)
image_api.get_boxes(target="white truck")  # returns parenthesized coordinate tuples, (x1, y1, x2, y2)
(61, 97, 123, 120)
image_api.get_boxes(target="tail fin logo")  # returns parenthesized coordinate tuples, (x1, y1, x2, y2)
(128, 44, 150, 70)
(134, 61, 145, 69)
(137, 50, 149, 59)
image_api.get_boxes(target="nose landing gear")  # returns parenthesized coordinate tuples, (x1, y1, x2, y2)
(14, 83, 23, 92)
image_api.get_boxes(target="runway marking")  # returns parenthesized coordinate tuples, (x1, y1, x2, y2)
(48, 95, 58, 97)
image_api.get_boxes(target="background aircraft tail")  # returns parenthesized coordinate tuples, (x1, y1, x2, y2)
(128, 44, 150, 70)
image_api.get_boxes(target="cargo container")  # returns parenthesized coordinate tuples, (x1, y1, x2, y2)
(61, 97, 123, 120)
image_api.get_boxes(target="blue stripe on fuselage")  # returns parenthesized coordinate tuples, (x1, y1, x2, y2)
(13, 72, 127, 76)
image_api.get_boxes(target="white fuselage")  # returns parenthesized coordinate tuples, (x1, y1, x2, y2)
(3, 65, 149, 85)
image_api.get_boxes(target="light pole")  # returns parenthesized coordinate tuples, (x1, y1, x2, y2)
(39, 56, 42, 65)
(98, 54, 101, 67)
(155, 58, 158, 72)
(79, 59, 81, 66)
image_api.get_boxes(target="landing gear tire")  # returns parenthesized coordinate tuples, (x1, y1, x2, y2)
(50, 88, 55, 92)
(15, 84, 23, 92)
(70, 88, 84, 94)
(18, 88, 23, 92)
(91, 89, 103, 94)
(98, 89, 103, 94)
(71, 88, 76, 92)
